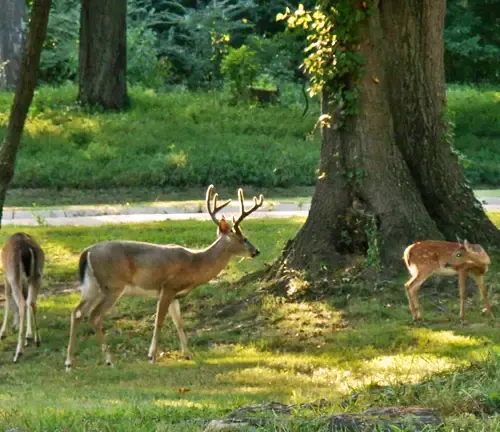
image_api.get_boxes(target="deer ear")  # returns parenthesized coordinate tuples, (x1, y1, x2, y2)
(464, 239, 471, 250)
(219, 218, 230, 234)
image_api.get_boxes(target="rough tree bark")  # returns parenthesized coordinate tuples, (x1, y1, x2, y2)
(272, 0, 499, 283)
(0, 0, 52, 227)
(0, 0, 26, 89)
(78, 0, 128, 110)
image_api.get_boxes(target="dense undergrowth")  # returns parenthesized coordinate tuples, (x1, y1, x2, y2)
(0, 84, 499, 191)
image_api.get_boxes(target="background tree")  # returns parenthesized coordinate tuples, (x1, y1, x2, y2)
(0, 0, 26, 89)
(78, 0, 128, 109)
(271, 0, 499, 284)
(0, 0, 52, 226)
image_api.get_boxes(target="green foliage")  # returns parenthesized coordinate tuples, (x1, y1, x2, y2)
(445, 0, 500, 83)
(220, 44, 260, 100)
(127, 4, 173, 88)
(39, 0, 79, 84)
(0, 84, 498, 189)
(447, 85, 500, 186)
(278, 2, 372, 125)
(0, 84, 320, 189)
(161, 0, 255, 88)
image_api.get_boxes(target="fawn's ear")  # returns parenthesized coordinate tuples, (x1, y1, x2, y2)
(219, 217, 231, 234)
(464, 239, 471, 250)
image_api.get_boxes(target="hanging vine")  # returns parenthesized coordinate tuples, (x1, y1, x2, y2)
(277, 1, 373, 127)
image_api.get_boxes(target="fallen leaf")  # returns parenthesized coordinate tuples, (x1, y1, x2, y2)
(178, 387, 190, 394)
(372, 76, 380, 84)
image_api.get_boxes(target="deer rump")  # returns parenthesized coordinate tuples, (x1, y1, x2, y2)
(11, 233, 40, 297)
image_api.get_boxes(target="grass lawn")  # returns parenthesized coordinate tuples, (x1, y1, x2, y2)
(1, 216, 500, 430)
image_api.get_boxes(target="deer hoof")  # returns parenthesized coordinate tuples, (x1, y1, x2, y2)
(65, 362, 72, 372)
(36, 339, 41, 348)
(13, 352, 22, 363)
(0, 333, 6, 340)
(106, 360, 114, 367)
(148, 355, 156, 364)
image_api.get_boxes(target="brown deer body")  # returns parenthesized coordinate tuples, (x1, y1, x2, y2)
(65, 185, 264, 370)
(403, 239, 491, 323)
(1, 232, 45, 362)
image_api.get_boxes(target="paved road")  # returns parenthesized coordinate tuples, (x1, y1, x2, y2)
(1, 198, 498, 227)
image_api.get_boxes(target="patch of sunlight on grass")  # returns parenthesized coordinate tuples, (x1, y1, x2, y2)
(25, 118, 65, 138)
(42, 241, 79, 281)
(153, 399, 215, 409)
(0, 394, 14, 401)
(39, 293, 78, 311)
(365, 354, 460, 384)
(414, 328, 482, 348)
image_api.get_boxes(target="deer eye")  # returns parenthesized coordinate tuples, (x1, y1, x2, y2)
(456, 252, 462, 258)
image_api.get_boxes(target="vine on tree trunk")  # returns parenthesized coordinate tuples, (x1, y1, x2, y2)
(277, 1, 373, 126)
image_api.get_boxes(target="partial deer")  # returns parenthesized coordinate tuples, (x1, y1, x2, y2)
(65, 185, 264, 370)
(1, 232, 45, 362)
(403, 239, 491, 323)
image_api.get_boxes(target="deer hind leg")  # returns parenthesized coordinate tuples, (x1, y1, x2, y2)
(88, 289, 123, 367)
(26, 276, 42, 347)
(65, 279, 101, 371)
(148, 287, 176, 363)
(0, 279, 12, 339)
(405, 273, 428, 323)
(168, 299, 191, 360)
(469, 272, 492, 317)
(9, 278, 26, 363)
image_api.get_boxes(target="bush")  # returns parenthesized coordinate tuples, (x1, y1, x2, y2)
(221, 45, 260, 101)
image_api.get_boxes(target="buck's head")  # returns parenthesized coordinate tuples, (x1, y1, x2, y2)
(206, 185, 264, 258)
(448, 239, 491, 269)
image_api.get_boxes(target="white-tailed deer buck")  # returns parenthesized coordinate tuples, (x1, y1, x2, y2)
(0, 232, 45, 362)
(403, 239, 491, 323)
(65, 185, 264, 370)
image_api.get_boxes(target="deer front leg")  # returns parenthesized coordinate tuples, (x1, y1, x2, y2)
(148, 287, 175, 363)
(0, 279, 11, 339)
(470, 272, 492, 317)
(25, 279, 41, 346)
(65, 298, 90, 371)
(458, 270, 467, 324)
(169, 299, 192, 360)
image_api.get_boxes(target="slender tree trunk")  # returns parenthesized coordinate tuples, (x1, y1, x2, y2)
(0, 0, 26, 89)
(78, 0, 128, 110)
(0, 0, 52, 227)
(271, 0, 499, 285)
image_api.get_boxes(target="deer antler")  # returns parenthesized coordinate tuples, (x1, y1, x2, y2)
(206, 185, 232, 226)
(232, 188, 264, 231)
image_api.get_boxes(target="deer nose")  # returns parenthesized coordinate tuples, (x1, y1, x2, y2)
(253, 249, 260, 257)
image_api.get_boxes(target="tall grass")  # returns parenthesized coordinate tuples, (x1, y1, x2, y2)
(0, 83, 499, 190)
(0, 84, 320, 189)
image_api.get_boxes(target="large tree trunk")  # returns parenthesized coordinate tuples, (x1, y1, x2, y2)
(0, 0, 52, 227)
(380, 1, 498, 244)
(272, 0, 499, 283)
(78, 0, 128, 110)
(0, 0, 26, 89)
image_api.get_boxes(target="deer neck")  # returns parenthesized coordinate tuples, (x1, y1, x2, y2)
(190, 236, 234, 285)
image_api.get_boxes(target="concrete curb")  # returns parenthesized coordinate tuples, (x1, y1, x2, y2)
(1, 197, 498, 227)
